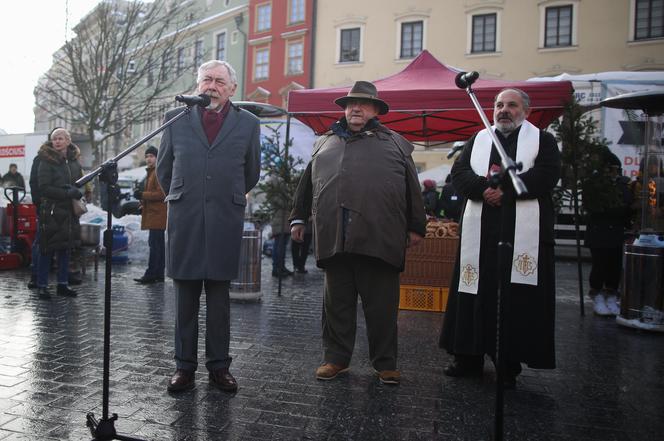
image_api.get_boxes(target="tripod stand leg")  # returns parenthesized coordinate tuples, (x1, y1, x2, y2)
(87, 412, 146, 441)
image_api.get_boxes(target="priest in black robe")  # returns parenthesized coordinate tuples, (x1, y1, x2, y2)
(439, 88, 561, 388)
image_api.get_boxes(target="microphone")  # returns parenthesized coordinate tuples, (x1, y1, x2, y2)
(175, 94, 211, 107)
(447, 143, 464, 159)
(454, 71, 479, 89)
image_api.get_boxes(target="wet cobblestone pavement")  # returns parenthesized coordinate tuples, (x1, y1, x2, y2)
(0, 256, 662, 440)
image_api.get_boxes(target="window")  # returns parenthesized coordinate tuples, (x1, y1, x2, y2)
(635, 0, 664, 39)
(256, 3, 271, 32)
(254, 47, 269, 80)
(146, 67, 154, 86)
(545, 5, 573, 47)
(287, 40, 304, 74)
(400, 20, 423, 58)
(289, 0, 305, 24)
(161, 50, 171, 80)
(216, 32, 226, 60)
(194, 40, 203, 69)
(176, 47, 185, 75)
(471, 13, 496, 53)
(339, 28, 361, 62)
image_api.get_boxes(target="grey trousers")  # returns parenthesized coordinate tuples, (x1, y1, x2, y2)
(173, 279, 231, 371)
(322, 254, 400, 371)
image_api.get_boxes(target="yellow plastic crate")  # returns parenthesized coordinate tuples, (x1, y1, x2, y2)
(399, 285, 449, 312)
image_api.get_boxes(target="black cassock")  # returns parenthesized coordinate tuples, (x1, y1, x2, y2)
(439, 125, 560, 369)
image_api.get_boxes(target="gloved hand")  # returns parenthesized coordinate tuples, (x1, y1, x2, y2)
(65, 185, 83, 199)
(133, 190, 143, 200)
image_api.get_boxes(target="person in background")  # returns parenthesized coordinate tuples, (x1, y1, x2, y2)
(438, 174, 462, 222)
(36, 128, 83, 299)
(27, 146, 45, 290)
(291, 217, 312, 274)
(290, 80, 426, 385)
(157, 60, 261, 393)
(584, 148, 633, 316)
(422, 179, 440, 217)
(439, 88, 560, 389)
(1, 163, 25, 188)
(134, 145, 167, 284)
(270, 207, 294, 277)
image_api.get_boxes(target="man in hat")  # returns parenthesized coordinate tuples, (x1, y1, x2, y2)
(134, 146, 167, 284)
(290, 80, 426, 385)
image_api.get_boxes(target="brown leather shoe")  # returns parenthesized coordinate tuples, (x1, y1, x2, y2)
(315, 363, 349, 380)
(209, 368, 238, 392)
(167, 369, 195, 392)
(377, 370, 401, 385)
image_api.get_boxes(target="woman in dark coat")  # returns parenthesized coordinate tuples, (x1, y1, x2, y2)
(36, 128, 83, 299)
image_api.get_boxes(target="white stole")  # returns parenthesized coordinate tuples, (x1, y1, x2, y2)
(458, 120, 540, 294)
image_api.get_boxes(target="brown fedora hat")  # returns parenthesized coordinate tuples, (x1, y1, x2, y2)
(334, 81, 389, 115)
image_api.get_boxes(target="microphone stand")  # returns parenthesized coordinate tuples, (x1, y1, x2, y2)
(455, 73, 528, 441)
(78, 104, 195, 441)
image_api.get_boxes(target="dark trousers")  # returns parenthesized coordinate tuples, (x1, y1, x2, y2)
(589, 247, 623, 291)
(30, 227, 40, 281)
(291, 233, 312, 270)
(173, 279, 231, 372)
(272, 233, 290, 271)
(37, 248, 69, 288)
(144, 229, 165, 278)
(322, 254, 400, 371)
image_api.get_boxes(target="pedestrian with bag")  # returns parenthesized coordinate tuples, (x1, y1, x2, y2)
(35, 128, 83, 299)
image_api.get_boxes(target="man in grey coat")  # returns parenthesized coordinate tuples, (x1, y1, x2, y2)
(157, 60, 261, 393)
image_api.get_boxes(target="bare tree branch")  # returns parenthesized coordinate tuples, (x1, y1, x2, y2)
(35, 0, 200, 167)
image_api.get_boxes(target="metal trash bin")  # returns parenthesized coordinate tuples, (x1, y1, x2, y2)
(230, 224, 262, 301)
(618, 243, 664, 332)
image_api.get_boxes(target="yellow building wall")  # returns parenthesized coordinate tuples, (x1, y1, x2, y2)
(312, 0, 664, 172)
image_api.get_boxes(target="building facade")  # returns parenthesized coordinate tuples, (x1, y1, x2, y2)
(244, 0, 315, 108)
(34, 0, 249, 168)
(311, 0, 664, 171)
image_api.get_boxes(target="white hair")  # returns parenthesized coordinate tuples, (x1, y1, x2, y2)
(197, 60, 237, 85)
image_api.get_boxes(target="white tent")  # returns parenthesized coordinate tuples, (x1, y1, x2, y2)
(528, 71, 664, 178)
(418, 164, 452, 187)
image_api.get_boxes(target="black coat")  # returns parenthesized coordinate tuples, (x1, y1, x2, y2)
(439, 182, 462, 221)
(584, 176, 633, 249)
(37, 143, 83, 253)
(29, 156, 41, 207)
(439, 126, 560, 369)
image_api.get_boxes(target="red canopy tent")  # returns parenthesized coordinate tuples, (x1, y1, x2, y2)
(287, 50, 573, 142)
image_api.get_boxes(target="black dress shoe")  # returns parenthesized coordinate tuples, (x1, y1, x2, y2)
(68, 274, 83, 286)
(209, 368, 238, 393)
(443, 356, 484, 377)
(27, 280, 38, 289)
(134, 276, 164, 284)
(295, 267, 308, 274)
(271, 268, 293, 277)
(37, 287, 51, 299)
(167, 369, 195, 392)
(57, 285, 78, 297)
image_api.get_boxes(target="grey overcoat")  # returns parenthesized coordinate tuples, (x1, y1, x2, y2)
(157, 104, 261, 280)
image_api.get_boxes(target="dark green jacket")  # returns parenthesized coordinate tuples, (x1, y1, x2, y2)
(37, 142, 83, 253)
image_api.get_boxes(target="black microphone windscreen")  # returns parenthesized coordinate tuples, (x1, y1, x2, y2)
(455, 72, 468, 89)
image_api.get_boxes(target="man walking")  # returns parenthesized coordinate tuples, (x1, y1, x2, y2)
(439, 88, 561, 389)
(290, 81, 426, 385)
(134, 146, 166, 284)
(157, 60, 261, 393)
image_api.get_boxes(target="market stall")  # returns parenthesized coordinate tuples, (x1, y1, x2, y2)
(287, 51, 573, 311)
